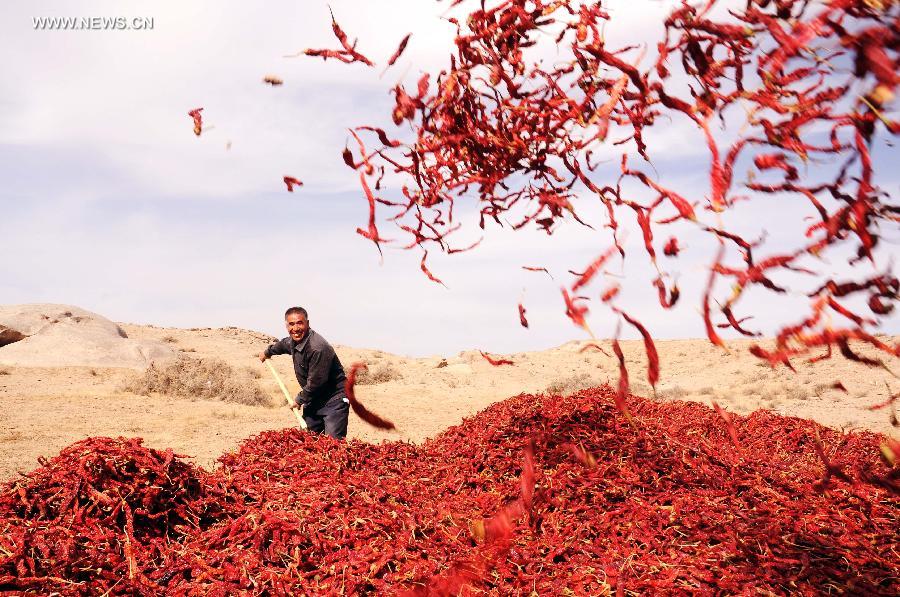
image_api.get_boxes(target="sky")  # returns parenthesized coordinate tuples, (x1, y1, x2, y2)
(1, 0, 897, 357)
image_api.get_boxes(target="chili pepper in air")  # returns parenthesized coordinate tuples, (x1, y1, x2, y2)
(479, 351, 515, 366)
(345, 362, 396, 430)
(384, 34, 412, 70)
(188, 108, 203, 136)
(282, 176, 303, 192)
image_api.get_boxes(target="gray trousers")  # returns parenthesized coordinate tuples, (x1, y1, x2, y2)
(299, 393, 350, 439)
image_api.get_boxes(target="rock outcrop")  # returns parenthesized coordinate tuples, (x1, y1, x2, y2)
(0, 304, 175, 368)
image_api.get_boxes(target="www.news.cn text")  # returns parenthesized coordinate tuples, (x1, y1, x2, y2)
(33, 16, 155, 31)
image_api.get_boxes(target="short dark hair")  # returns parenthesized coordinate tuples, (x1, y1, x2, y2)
(284, 306, 308, 319)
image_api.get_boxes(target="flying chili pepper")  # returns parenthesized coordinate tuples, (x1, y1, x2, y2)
(571, 246, 617, 292)
(566, 443, 598, 468)
(663, 237, 681, 257)
(188, 107, 203, 136)
(522, 266, 553, 279)
(617, 310, 660, 392)
(611, 328, 635, 425)
(578, 341, 611, 357)
(419, 252, 447, 287)
(711, 401, 741, 451)
(600, 285, 620, 302)
(344, 362, 396, 429)
(384, 33, 412, 70)
(479, 351, 515, 366)
(296, 7, 375, 67)
(561, 288, 591, 334)
(283, 176, 303, 192)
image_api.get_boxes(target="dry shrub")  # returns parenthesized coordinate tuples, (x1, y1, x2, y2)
(783, 386, 810, 401)
(631, 381, 652, 397)
(162, 335, 178, 344)
(0, 368, 10, 376)
(657, 386, 687, 400)
(124, 356, 273, 407)
(545, 372, 603, 397)
(356, 362, 403, 385)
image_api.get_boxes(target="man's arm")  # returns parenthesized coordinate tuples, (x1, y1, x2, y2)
(300, 346, 333, 400)
(259, 337, 291, 362)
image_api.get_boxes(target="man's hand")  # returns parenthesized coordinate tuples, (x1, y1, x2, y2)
(259, 351, 269, 363)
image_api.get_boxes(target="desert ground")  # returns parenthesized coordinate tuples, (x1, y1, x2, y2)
(1, 309, 897, 481)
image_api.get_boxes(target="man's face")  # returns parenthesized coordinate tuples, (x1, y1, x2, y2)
(285, 312, 309, 342)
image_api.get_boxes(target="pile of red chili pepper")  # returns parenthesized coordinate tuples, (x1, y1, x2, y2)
(2, 388, 897, 594)
(338, 0, 899, 379)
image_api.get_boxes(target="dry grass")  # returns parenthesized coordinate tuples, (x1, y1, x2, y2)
(813, 382, 831, 395)
(0, 368, 10, 376)
(783, 386, 810, 401)
(124, 356, 273, 406)
(630, 381, 651, 397)
(658, 386, 687, 400)
(162, 335, 178, 344)
(356, 362, 403, 385)
(211, 408, 241, 420)
(545, 372, 603, 397)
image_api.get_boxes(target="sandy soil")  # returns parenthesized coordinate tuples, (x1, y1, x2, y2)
(0, 323, 897, 480)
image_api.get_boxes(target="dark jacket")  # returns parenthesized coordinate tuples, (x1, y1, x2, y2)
(265, 329, 347, 403)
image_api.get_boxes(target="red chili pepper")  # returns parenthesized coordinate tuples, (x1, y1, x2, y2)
(479, 351, 514, 366)
(868, 294, 894, 315)
(384, 34, 412, 70)
(521, 266, 553, 279)
(617, 310, 660, 392)
(357, 126, 402, 148)
(600, 285, 620, 302)
(188, 108, 203, 136)
(561, 288, 591, 334)
(711, 401, 741, 451)
(703, 247, 727, 349)
(662, 237, 680, 257)
(344, 362, 396, 429)
(296, 8, 375, 68)
(282, 176, 303, 192)
(356, 171, 389, 255)
(653, 278, 680, 309)
(578, 342, 611, 357)
(571, 246, 617, 292)
(611, 325, 634, 425)
(868, 388, 899, 411)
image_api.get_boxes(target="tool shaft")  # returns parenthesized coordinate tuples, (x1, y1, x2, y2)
(266, 361, 308, 429)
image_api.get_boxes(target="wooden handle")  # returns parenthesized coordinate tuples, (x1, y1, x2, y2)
(266, 361, 308, 430)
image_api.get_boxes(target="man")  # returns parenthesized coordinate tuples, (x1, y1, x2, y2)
(259, 307, 350, 439)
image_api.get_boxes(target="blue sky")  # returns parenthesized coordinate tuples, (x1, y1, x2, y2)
(1, 0, 896, 356)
